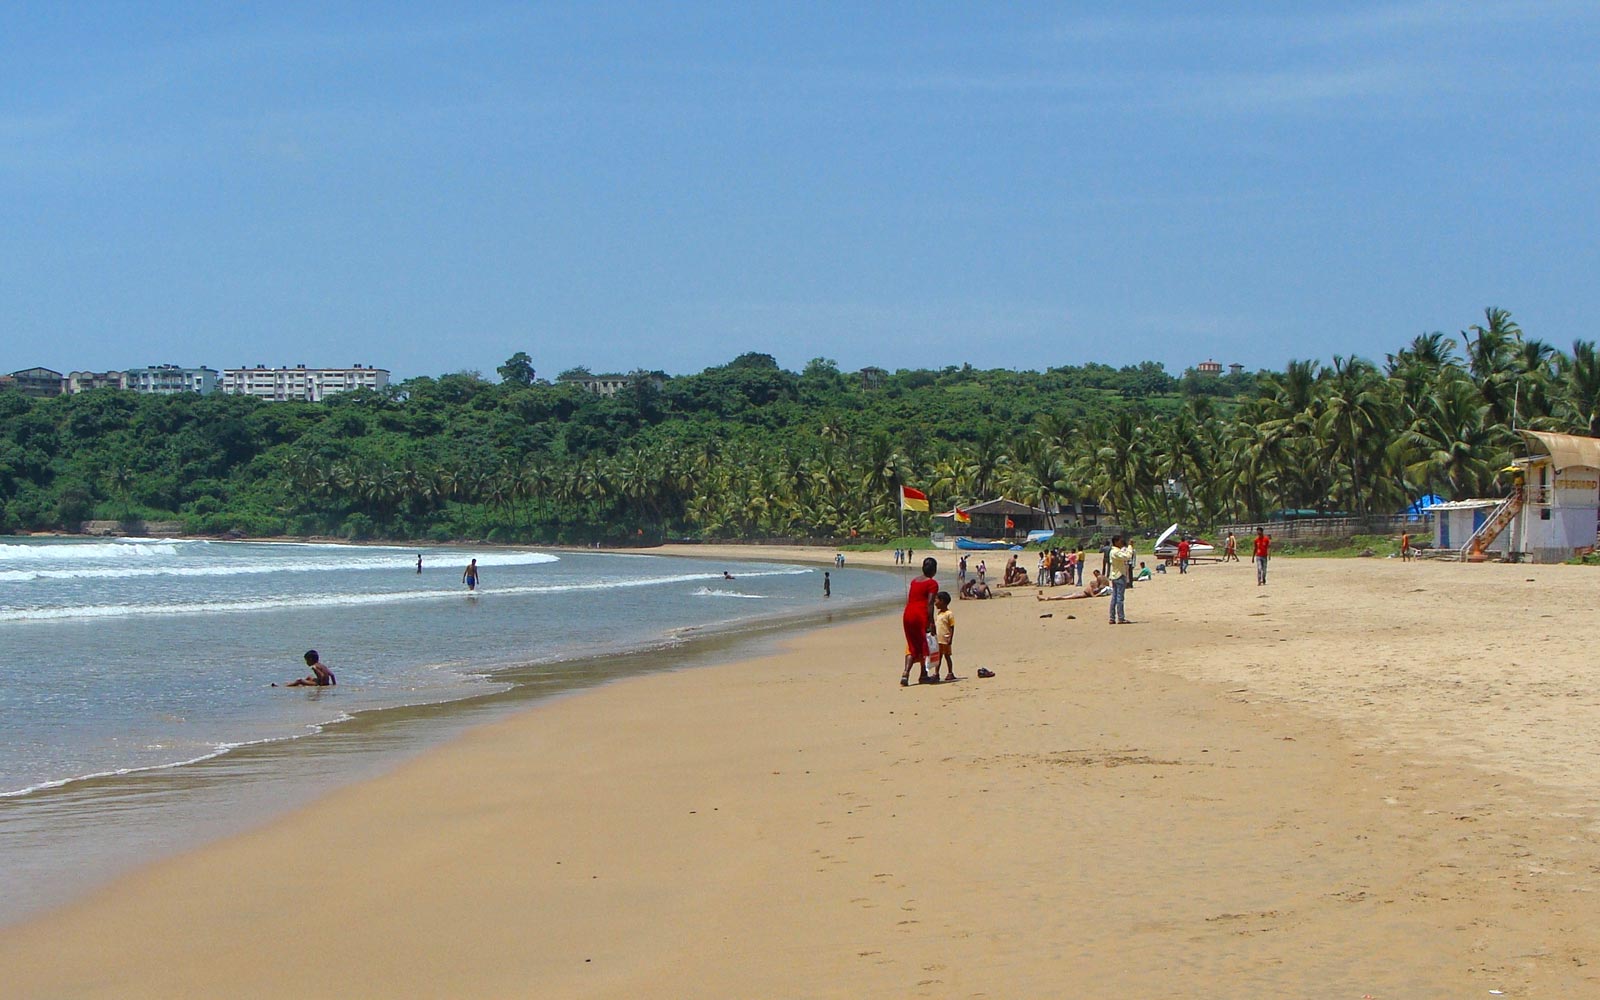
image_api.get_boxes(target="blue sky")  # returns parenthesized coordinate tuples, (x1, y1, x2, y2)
(2, 3, 1595, 381)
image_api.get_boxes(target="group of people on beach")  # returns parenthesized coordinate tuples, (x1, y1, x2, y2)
(1028, 537, 1135, 623)
(898, 526, 1278, 682)
(1036, 545, 1090, 588)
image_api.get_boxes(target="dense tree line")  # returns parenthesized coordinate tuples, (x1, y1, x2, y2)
(1, 309, 1594, 543)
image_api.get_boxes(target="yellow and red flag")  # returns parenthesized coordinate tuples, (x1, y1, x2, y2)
(899, 485, 929, 512)
(1004, 516, 1015, 529)
(953, 507, 971, 524)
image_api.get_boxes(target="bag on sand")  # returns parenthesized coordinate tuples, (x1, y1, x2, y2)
(976, 668, 995, 679)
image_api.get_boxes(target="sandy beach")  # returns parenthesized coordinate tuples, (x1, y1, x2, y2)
(4, 548, 1598, 998)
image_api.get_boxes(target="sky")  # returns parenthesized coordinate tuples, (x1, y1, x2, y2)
(2, 2, 1596, 382)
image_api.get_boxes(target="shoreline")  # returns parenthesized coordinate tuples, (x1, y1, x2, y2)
(0, 542, 902, 925)
(4, 557, 1597, 995)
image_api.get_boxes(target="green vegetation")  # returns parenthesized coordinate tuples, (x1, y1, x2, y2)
(1273, 534, 1405, 558)
(0, 308, 1592, 545)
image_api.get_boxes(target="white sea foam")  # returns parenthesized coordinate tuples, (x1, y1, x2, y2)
(0, 567, 805, 622)
(692, 587, 768, 599)
(0, 550, 559, 583)
(0, 540, 187, 562)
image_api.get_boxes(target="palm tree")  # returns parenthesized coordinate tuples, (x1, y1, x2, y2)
(1557, 340, 1600, 437)
(1462, 307, 1523, 427)
(106, 463, 136, 520)
(966, 431, 1008, 501)
(1403, 374, 1510, 499)
(1316, 356, 1394, 515)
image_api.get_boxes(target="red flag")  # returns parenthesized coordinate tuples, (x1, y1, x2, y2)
(1005, 517, 1015, 529)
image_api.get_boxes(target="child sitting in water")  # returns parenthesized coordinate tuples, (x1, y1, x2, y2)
(277, 650, 336, 687)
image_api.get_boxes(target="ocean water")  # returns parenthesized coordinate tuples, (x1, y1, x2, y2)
(0, 537, 901, 920)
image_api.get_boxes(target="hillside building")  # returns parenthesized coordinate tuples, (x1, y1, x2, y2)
(221, 364, 389, 402)
(557, 371, 662, 398)
(5, 368, 65, 397)
(124, 365, 219, 395)
(66, 371, 128, 393)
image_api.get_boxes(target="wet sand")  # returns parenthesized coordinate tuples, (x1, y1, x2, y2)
(3, 551, 1597, 997)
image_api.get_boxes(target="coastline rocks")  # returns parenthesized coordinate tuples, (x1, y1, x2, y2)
(78, 520, 187, 537)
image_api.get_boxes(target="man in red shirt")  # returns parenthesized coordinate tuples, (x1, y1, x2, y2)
(1176, 538, 1191, 574)
(1253, 528, 1271, 585)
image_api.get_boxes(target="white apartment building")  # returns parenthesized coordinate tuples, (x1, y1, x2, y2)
(125, 365, 219, 394)
(221, 364, 390, 402)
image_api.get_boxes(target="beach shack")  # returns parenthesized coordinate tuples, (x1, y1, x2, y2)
(932, 497, 1051, 541)
(1428, 430, 1600, 563)
(1428, 500, 1510, 558)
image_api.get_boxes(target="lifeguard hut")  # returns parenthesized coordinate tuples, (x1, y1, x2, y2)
(1433, 430, 1600, 563)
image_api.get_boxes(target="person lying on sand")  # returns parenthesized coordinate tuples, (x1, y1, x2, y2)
(276, 650, 337, 687)
(959, 578, 1013, 600)
(1036, 570, 1110, 600)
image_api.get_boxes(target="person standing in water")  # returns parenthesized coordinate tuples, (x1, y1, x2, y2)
(416, 554, 423, 573)
(463, 558, 479, 592)
(823, 571, 831, 598)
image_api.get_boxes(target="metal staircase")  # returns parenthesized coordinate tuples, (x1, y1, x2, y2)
(1459, 492, 1523, 561)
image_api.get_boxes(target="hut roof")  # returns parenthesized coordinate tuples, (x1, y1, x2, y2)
(1519, 430, 1600, 472)
(963, 497, 1047, 516)
(1425, 499, 1500, 510)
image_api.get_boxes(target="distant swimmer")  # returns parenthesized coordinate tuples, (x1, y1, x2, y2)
(463, 558, 479, 592)
(276, 650, 336, 687)
(723, 571, 735, 580)
(416, 554, 423, 573)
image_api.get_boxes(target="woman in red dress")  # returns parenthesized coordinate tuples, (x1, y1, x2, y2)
(901, 556, 940, 686)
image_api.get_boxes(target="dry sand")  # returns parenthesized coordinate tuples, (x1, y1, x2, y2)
(4, 550, 1598, 998)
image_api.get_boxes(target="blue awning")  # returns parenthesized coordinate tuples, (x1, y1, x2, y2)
(1405, 494, 1445, 517)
